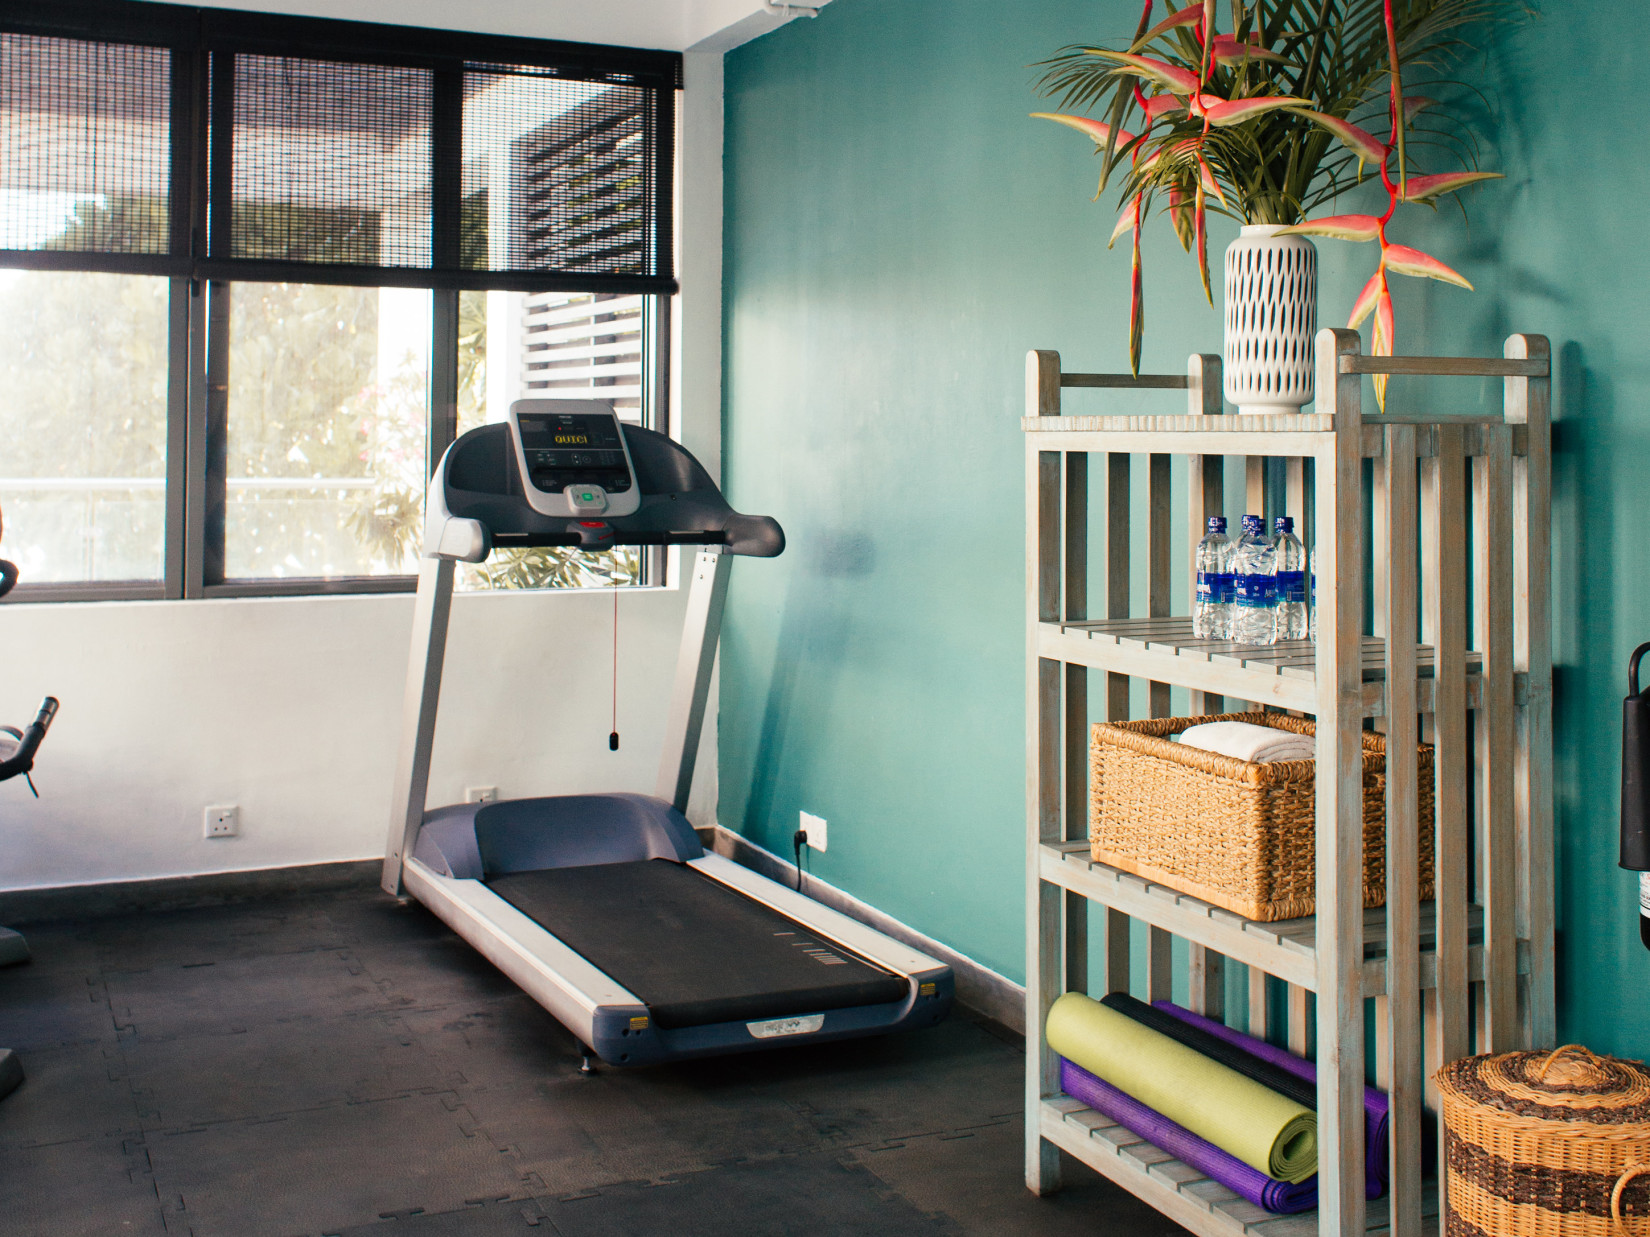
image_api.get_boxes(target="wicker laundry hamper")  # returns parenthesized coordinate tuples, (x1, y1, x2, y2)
(1436, 1045, 1650, 1237)
(1088, 711, 1434, 922)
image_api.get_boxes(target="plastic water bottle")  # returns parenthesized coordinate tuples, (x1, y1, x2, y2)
(1309, 546, 1318, 642)
(1192, 516, 1233, 639)
(1231, 514, 1276, 645)
(1272, 517, 1308, 641)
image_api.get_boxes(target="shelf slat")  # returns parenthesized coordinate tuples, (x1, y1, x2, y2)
(1039, 1098, 1438, 1237)
(1039, 843, 1525, 997)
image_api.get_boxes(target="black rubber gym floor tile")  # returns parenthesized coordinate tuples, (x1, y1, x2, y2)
(321, 892, 460, 949)
(122, 1012, 443, 1128)
(346, 931, 529, 1013)
(104, 949, 403, 1042)
(537, 1153, 960, 1237)
(849, 1116, 1193, 1237)
(0, 1042, 139, 1149)
(0, 968, 117, 1051)
(141, 1091, 530, 1237)
(0, 1132, 167, 1237)
(89, 900, 348, 972)
(326, 1196, 551, 1235)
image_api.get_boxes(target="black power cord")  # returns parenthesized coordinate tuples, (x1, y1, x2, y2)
(792, 829, 809, 893)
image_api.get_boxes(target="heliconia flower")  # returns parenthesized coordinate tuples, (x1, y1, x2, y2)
(1031, 112, 1139, 150)
(1383, 243, 1473, 289)
(1109, 194, 1141, 248)
(1168, 184, 1195, 251)
(1140, 93, 1185, 120)
(1210, 34, 1286, 64)
(1292, 110, 1389, 164)
(1397, 170, 1504, 203)
(1194, 182, 1211, 303)
(1186, 92, 1227, 116)
(1202, 95, 1304, 126)
(1402, 96, 1438, 122)
(1372, 281, 1395, 409)
(1348, 269, 1385, 330)
(1279, 213, 1383, 243)
(1197, 152, 1227, 208)
(1082, 49, 1202, 97)
(1132, 4, 1202, 49)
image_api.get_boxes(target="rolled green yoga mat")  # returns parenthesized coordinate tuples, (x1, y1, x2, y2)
(1046, 991, 1318, 1183)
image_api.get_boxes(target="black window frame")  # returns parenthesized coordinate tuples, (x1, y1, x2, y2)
(0, 0, 681, 602)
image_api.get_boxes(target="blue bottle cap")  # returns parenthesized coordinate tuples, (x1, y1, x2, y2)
(1242, 514, 1264, 534)
(1274, 516, 1294, 534)
(1206, 516, 1227, 533)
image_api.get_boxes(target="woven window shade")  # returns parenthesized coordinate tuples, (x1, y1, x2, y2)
(227, 55, 431, 267)
(462, 68, 662, 281)
(0, 32, 170, 254)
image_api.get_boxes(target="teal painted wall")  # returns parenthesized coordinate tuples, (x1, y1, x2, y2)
(719, 0, 1645, 1053)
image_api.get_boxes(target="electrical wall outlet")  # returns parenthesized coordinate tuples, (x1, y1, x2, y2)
(466, 786, 499, 804)
(800, 810, 827, 852)
(204, 805, 238, 839)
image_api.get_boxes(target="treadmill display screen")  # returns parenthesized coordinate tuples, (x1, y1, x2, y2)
(517, 412, 632, 494)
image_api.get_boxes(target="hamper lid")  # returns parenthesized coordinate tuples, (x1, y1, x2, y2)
(1436, 1045, 1650, 1126)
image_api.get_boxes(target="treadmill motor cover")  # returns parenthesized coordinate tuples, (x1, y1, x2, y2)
(488, 860, 910, 1029)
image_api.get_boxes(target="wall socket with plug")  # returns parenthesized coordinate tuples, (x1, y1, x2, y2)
(204, 805, 239, 839)
(800, 810, 827, 852)
(466, 786, 499, 804)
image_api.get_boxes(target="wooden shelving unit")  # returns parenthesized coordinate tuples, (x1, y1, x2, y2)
(1023, 330, 1554, 1237)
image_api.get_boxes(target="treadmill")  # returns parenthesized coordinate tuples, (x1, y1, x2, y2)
(382, 400, 953, 1067)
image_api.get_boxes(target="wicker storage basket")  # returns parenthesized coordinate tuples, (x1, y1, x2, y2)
(1436, 1045, 1650, 1237)
(1088, 711, 1434, 922)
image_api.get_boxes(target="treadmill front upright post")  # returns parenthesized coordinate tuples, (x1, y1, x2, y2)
(382, 555, 457, 896)
(655, 547, 732, 815)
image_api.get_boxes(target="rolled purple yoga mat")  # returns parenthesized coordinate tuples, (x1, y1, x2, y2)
(1059, 1058, 1319, 1215)
(1152, 1000, 1391, 1186)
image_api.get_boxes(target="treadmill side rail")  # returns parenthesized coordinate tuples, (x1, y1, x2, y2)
(686, 853, 954, 986)
(383, 557, 457, 896)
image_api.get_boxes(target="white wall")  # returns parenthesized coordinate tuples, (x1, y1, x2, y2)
(0, 3, 741, 892)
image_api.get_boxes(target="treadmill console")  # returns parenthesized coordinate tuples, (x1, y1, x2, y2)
(508, 400, 641, 519)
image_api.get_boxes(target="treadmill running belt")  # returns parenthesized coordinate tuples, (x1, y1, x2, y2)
(486, 860, 909, 1029)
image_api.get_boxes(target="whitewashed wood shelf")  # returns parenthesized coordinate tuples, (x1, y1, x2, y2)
(1023, 334, 1554, 1237)
(1037, 616, 1524, 716)
(1040, 842, 1527, 997)
(1039, 1097, 1439, 1237)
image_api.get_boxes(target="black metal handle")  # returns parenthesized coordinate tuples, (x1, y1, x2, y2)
(0, 696, 59, 785)
(0, 559, 15, 600)
(1632, 643, 1650, 698)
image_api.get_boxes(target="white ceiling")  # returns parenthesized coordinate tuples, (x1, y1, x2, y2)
(172, 0, 830, 53)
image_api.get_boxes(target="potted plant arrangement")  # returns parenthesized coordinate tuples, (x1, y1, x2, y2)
(1033, 0, 1518, 408)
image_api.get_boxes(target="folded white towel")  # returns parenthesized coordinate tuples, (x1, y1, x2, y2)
(1176, 721, 1315, 764)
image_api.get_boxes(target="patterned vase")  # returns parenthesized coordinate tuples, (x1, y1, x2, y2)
(1223, 224, 1317, 415)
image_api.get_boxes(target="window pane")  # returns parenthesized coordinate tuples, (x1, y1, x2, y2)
(454, 288, 655, 591)
(461, 68, 658, 277)
(0, 270, 168, 583)
(230, 56, 431, 267)
(0, 34, 171, 254)
(221, 282, 430, 579)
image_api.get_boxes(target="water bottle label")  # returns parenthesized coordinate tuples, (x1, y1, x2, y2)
(1213, 573, 1235, 604)
(1276, 570, 1306, 603)
(1641, 872, 1650, 916)
(1196, 572, 1212, 599)
(1234, 574, 1275, 607)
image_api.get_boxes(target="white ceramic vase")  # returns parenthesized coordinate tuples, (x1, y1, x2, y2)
(1223, 223, 1317, 415)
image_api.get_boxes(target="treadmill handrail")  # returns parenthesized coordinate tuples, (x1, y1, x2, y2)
(0, 698, 57, 784)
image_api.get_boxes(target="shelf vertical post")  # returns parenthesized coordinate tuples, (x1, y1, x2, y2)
(1105, 399, 1133, 998)
(1475, 422, 1518, 1052)
(1186, 353, 1224, 717)
(1383, 422, 1423, 1236)
(1314, 327, 1368, 1237)
(1507, 333, 1554, 1048)
(1065, 445, 1091, 998)
(1025, 349, 1064, 1194)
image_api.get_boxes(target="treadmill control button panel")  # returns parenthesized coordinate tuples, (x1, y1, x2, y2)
(508, 402, 641, 519)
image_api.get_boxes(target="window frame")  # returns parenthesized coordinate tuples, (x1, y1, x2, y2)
(0, 0, 680, 603)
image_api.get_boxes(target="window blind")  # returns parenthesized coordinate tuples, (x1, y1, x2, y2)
(0, 0, 680, 294)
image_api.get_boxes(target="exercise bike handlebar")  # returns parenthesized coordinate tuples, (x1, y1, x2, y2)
(0, 697, 59, 784)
